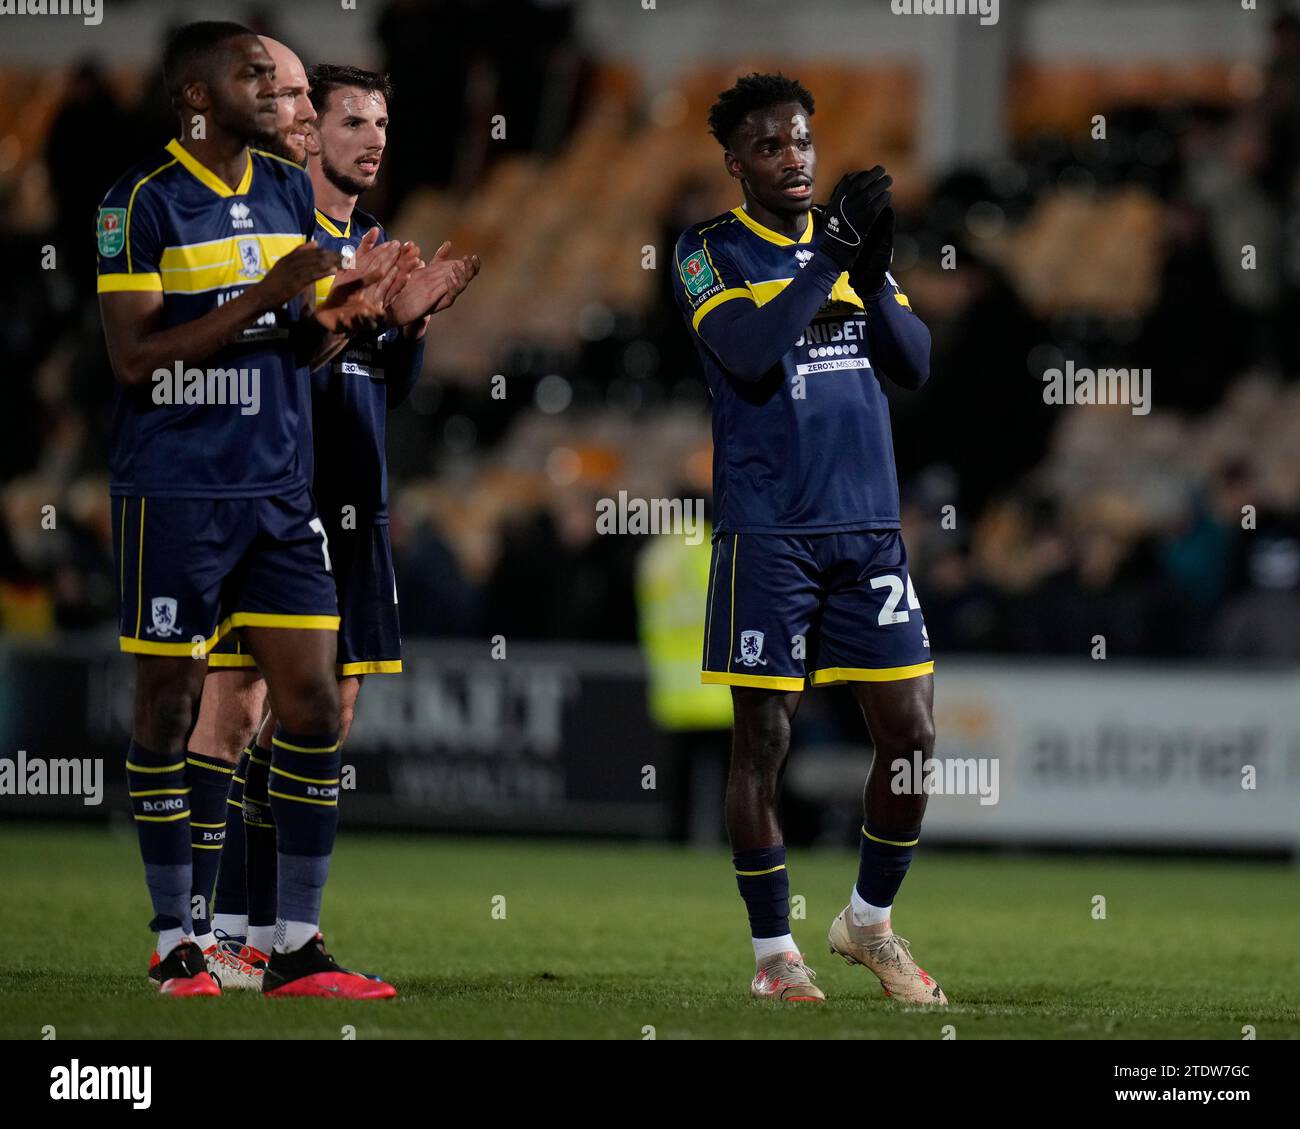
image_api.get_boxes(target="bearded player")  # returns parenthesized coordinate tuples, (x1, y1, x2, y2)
(672, 73, 945, 1005)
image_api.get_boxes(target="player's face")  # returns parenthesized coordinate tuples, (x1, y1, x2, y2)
(206, 36, 279, 147)
(262, 44, 315, 164)
(314, 86, 388, 197)
(726, 101, 817, 218)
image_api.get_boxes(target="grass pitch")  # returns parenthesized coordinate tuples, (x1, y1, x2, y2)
(1, 824, 1297, 1040)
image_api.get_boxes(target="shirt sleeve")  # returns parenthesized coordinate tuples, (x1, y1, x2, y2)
(95, 176, 164, 295)
(379, 333, 426, 409)
(860, 270, 932, 390)
(671, 227, 754, 336)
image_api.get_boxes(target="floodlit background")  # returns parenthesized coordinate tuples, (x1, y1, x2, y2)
(1, 0, 1298, 854)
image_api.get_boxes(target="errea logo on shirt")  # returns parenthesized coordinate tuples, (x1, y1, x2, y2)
(229, 202, 254, 230)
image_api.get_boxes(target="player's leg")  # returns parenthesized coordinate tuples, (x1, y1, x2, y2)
(185, 665, 261, 947)
(704, 532, 824, 1002)
(241, 707, 279, 962)
(728, 686, 825, 1001)
(200, 669, 267, 946)
(189, 660, 270, 988)
(851, 674, 934, 925)
(237, 673, 363, 976)
(128, 654, 222, 995)
(115, 492, 250, 997)
(234, 650, 372, 969)
(241, 511, 392, 960)
(248, 519, 395, 963)
(243, 628, 390, 998)
(231, 487, 394, 999)
(240, 624, 340, 948)
(816, 530, 946, 1003)
(826, 674, 945, 1003)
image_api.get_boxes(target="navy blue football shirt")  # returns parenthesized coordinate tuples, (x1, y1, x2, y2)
(307, 207, 425, 525)
(96, 139, 316, 499)
(673, 204, 919, 535)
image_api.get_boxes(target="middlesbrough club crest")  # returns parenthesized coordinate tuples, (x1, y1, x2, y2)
(735, 629, 767, 667)
(237, 238, 263, 279)
(149, 597, 181, 637)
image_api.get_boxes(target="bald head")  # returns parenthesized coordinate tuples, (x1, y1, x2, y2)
(259, 36, 315, 163)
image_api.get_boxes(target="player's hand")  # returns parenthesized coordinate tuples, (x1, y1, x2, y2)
(313, 285, 386, 336)
(255, 241, 341, 312)
(346, 225, 383, 272)
(372, 240, 422, 312)
(328, 237, 404, 336)
(315, 249, 388, 337)
(433, 249, 480, 313)
(820, 166, 892, 270)
(385, 241, 480, 324)
(849, 206, 895, 301)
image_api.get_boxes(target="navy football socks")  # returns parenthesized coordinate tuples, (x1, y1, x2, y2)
(186, 751, 234, 939)
(242, 742, 278, 950)
(855, 820, 919, 909)
(733, 844, 791, 939)
(126, 740, 193, 944)
(212, 747, 251, 931)
(267, 728, 341, 951)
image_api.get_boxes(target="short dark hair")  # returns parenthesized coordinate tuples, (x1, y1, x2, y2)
(306, 64, 394, 116)
(707, 72, 815, 149)
(162, 21, 256, 109)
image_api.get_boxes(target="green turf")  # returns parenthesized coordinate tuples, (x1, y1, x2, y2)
(0, 824, 1297, 1039)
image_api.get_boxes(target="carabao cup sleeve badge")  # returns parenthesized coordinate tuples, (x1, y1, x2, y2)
(680, 250, 716, 297)
(97, 208, 127, 257)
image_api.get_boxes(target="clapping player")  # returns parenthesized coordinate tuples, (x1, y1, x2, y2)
(671, 74, 946, 1006)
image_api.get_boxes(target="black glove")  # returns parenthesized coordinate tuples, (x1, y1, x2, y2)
(850, 206, 895, 301)
(819, 166, 892, 270)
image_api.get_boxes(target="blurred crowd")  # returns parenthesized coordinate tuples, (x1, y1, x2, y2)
(4, 5, 1300, 661)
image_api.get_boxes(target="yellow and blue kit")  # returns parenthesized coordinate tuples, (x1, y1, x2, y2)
(673, 204, 934, 689)
(98, 139, 338, 656)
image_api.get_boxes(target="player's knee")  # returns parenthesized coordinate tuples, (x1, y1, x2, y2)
(135, 684, 199, 751)
(276, 678, 341, 736)
(873, 706, 935, 756)
(219, 698, 265, 753)
(203, 727, 250, 764)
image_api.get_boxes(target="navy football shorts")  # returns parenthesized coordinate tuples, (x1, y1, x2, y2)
(208, 517, 401, 677)
(701, 529, 933, 691)
(113, 485, 338, 659)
